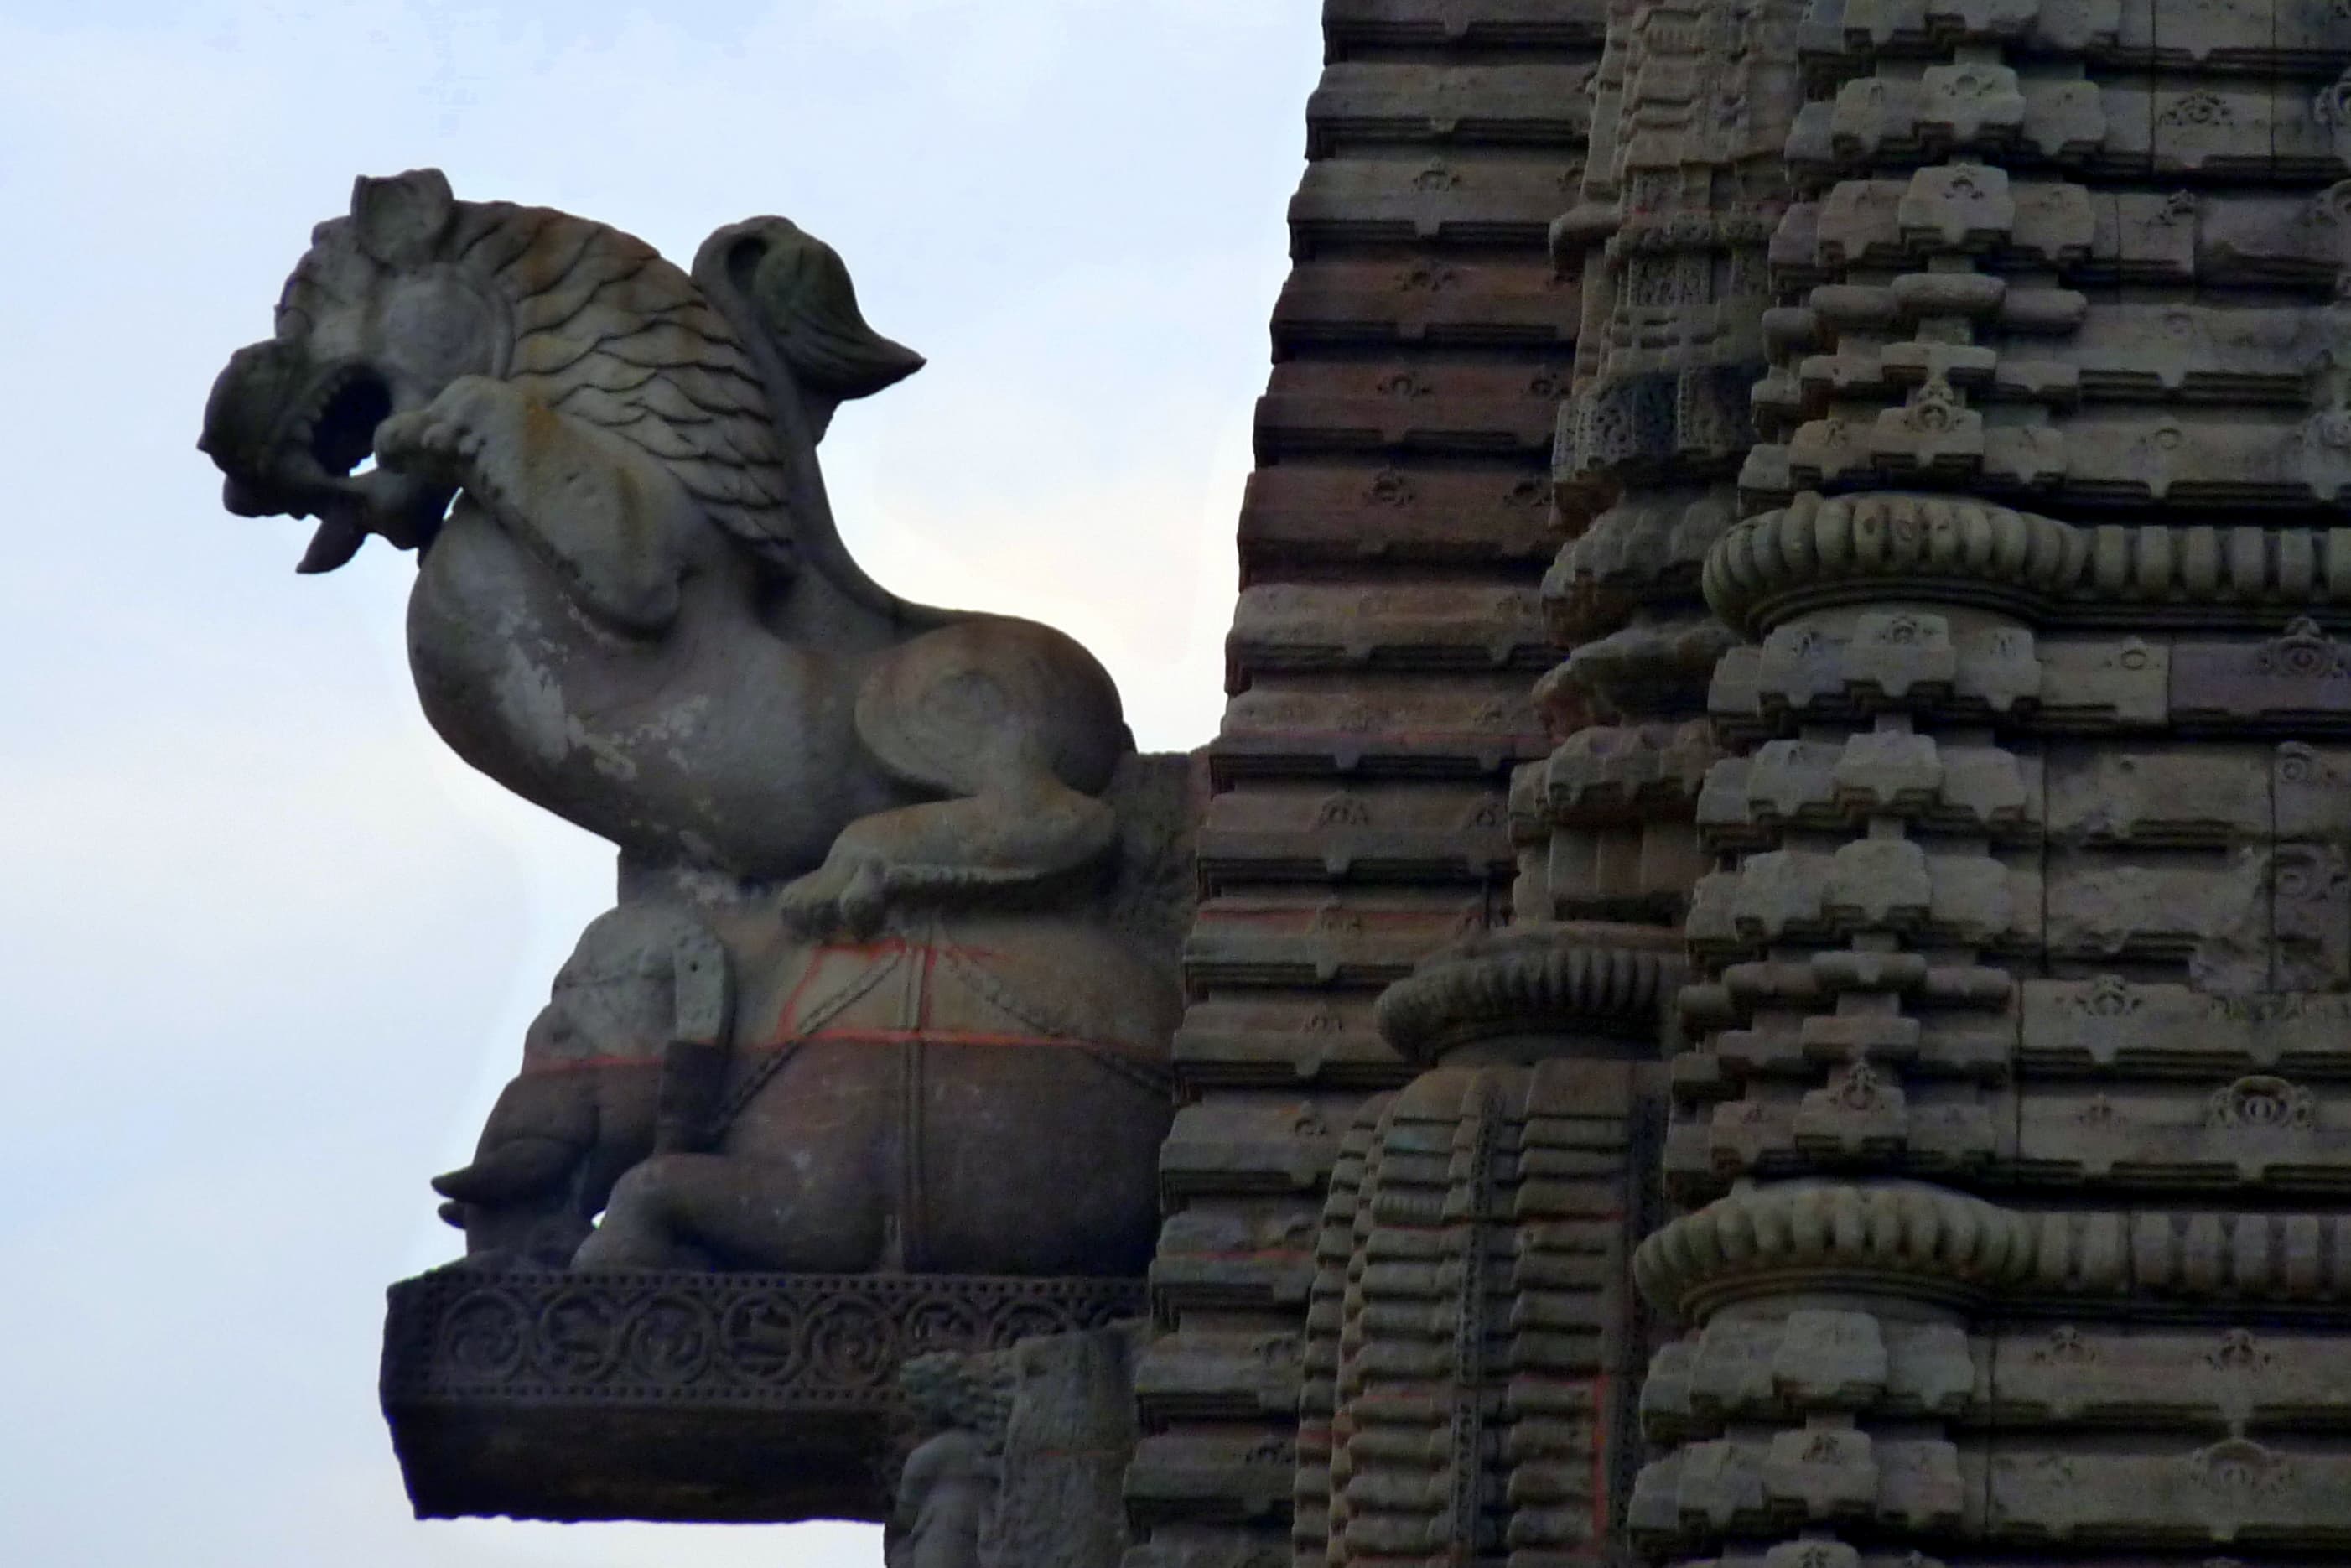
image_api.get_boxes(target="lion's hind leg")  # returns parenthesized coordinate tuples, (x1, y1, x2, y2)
(779, 620, 1128, 935)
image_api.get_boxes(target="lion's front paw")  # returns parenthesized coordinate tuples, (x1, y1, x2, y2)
(376, 376, 506, 484)
(780, 854, 890, 939)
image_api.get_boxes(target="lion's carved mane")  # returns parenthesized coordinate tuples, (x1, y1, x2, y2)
(286, 201, 801, 570)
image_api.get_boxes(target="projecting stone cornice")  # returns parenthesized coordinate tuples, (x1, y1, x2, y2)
(1705, 489, 2351, 636)
(1371, 921, 1684, 1065)
(1640, 1177, 2351, 1323)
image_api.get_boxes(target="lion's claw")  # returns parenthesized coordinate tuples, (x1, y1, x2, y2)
(780, 854, 890, 940)
(376, 376, 506, 482)
(376, 410, 475, 479)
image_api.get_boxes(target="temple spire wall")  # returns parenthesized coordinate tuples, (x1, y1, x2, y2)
(1259, 0, 2351, 1564)
(1637, 0, 2351, 1560)
(1127, 7, 1608, 1565)
(1276, 0, 1812, 1560)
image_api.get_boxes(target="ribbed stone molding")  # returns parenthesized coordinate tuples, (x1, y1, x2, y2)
(1633, 1181, 2037, 1319)
(1707, 491, 2351, 636)
(1371, 921, 1682, 1064)
(1645, 1192, 2351, 1317)
(1705, 491, 2083, 633)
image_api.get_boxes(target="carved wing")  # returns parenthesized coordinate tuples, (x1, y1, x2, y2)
(692, 218, 924, 444)
(691, 217, 952, 629)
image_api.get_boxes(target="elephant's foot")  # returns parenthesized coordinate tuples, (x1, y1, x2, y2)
(573, 1153, 885, 1273)
(570, 1162, 696, 1270)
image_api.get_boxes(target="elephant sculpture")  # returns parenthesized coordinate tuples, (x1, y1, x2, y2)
(572, 904, 1176, 1275)
(428, 902, 731, 1268)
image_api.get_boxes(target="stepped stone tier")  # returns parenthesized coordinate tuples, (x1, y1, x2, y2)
(195, 0, 2351, 1562)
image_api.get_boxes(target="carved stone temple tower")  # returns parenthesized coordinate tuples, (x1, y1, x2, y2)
(1139, 1, 2351, 1567)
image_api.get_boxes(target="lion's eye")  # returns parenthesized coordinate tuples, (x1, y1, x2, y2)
(381, 278, 485, 374)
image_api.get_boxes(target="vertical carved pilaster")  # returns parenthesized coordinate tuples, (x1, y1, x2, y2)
(1523, 0, 1808, 948)
(1655, 578, 2034, 1565)
(1302, 929, 1678, 1565)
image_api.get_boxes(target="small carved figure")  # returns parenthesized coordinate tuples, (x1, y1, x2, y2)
(886, 1354, 1008, 1568)
(429, 902, 731, 1267)
(201, 169, 1133, 934)
(890, 1428, 989, 1568)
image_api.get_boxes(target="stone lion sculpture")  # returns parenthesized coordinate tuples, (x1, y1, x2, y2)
(200, 168, 1130, 933)
(200, 171, 1187, 1277)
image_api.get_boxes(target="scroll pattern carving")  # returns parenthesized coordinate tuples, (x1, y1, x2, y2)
(387, 1271, 1144, 1405)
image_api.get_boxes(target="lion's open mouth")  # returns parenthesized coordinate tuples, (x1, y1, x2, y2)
(299, 366, 394, 479)
(275, 363, 455, 574)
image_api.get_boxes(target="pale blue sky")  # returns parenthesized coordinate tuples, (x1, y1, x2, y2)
(0, 3, 1317, 1562)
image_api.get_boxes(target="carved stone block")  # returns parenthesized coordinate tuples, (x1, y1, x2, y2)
(2035, 636, 2169, 730)
(1159, 1096, 1351, 1198)
(2016, 1073, 2351, 1190)
(1321, 0, 1611, 51)
(1762, 1426, 1880, 1518)
(2021, 977, 2351, 1075)
(1989, 1323, 2351, 1428)
(1124, 1431, 1296, 1527)
(1150, 1202, 1319, 1316)
(1290, 155, 1585, 247)
(1984, 1437, 2351, 1547)
(1257, 356, 1567, 457)
(1184, 890, 1491, 988)
(1216, 673, 1545, 778)
(1236, 465, 1554, 569)
(2042, 847, 2271, 988)
(1227, 582, 1552, 678)
(2042, 743, 2270, 847)
(1305, 61, 1598, 151)
(1171, 995, 1404, 1089)
(2173, 620, 2351, 730)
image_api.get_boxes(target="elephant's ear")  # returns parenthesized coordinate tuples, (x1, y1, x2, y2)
(669, 925, 734, 1049)
(654, 922, 734, 1155)
(695, 216, 923, 442)
(350, 169, 457, 267)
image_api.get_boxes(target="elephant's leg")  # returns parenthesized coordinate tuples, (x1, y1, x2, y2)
(573, 1152, 887, 1273)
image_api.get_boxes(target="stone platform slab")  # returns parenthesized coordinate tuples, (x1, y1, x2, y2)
(380, 1269, 1146, 1523)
